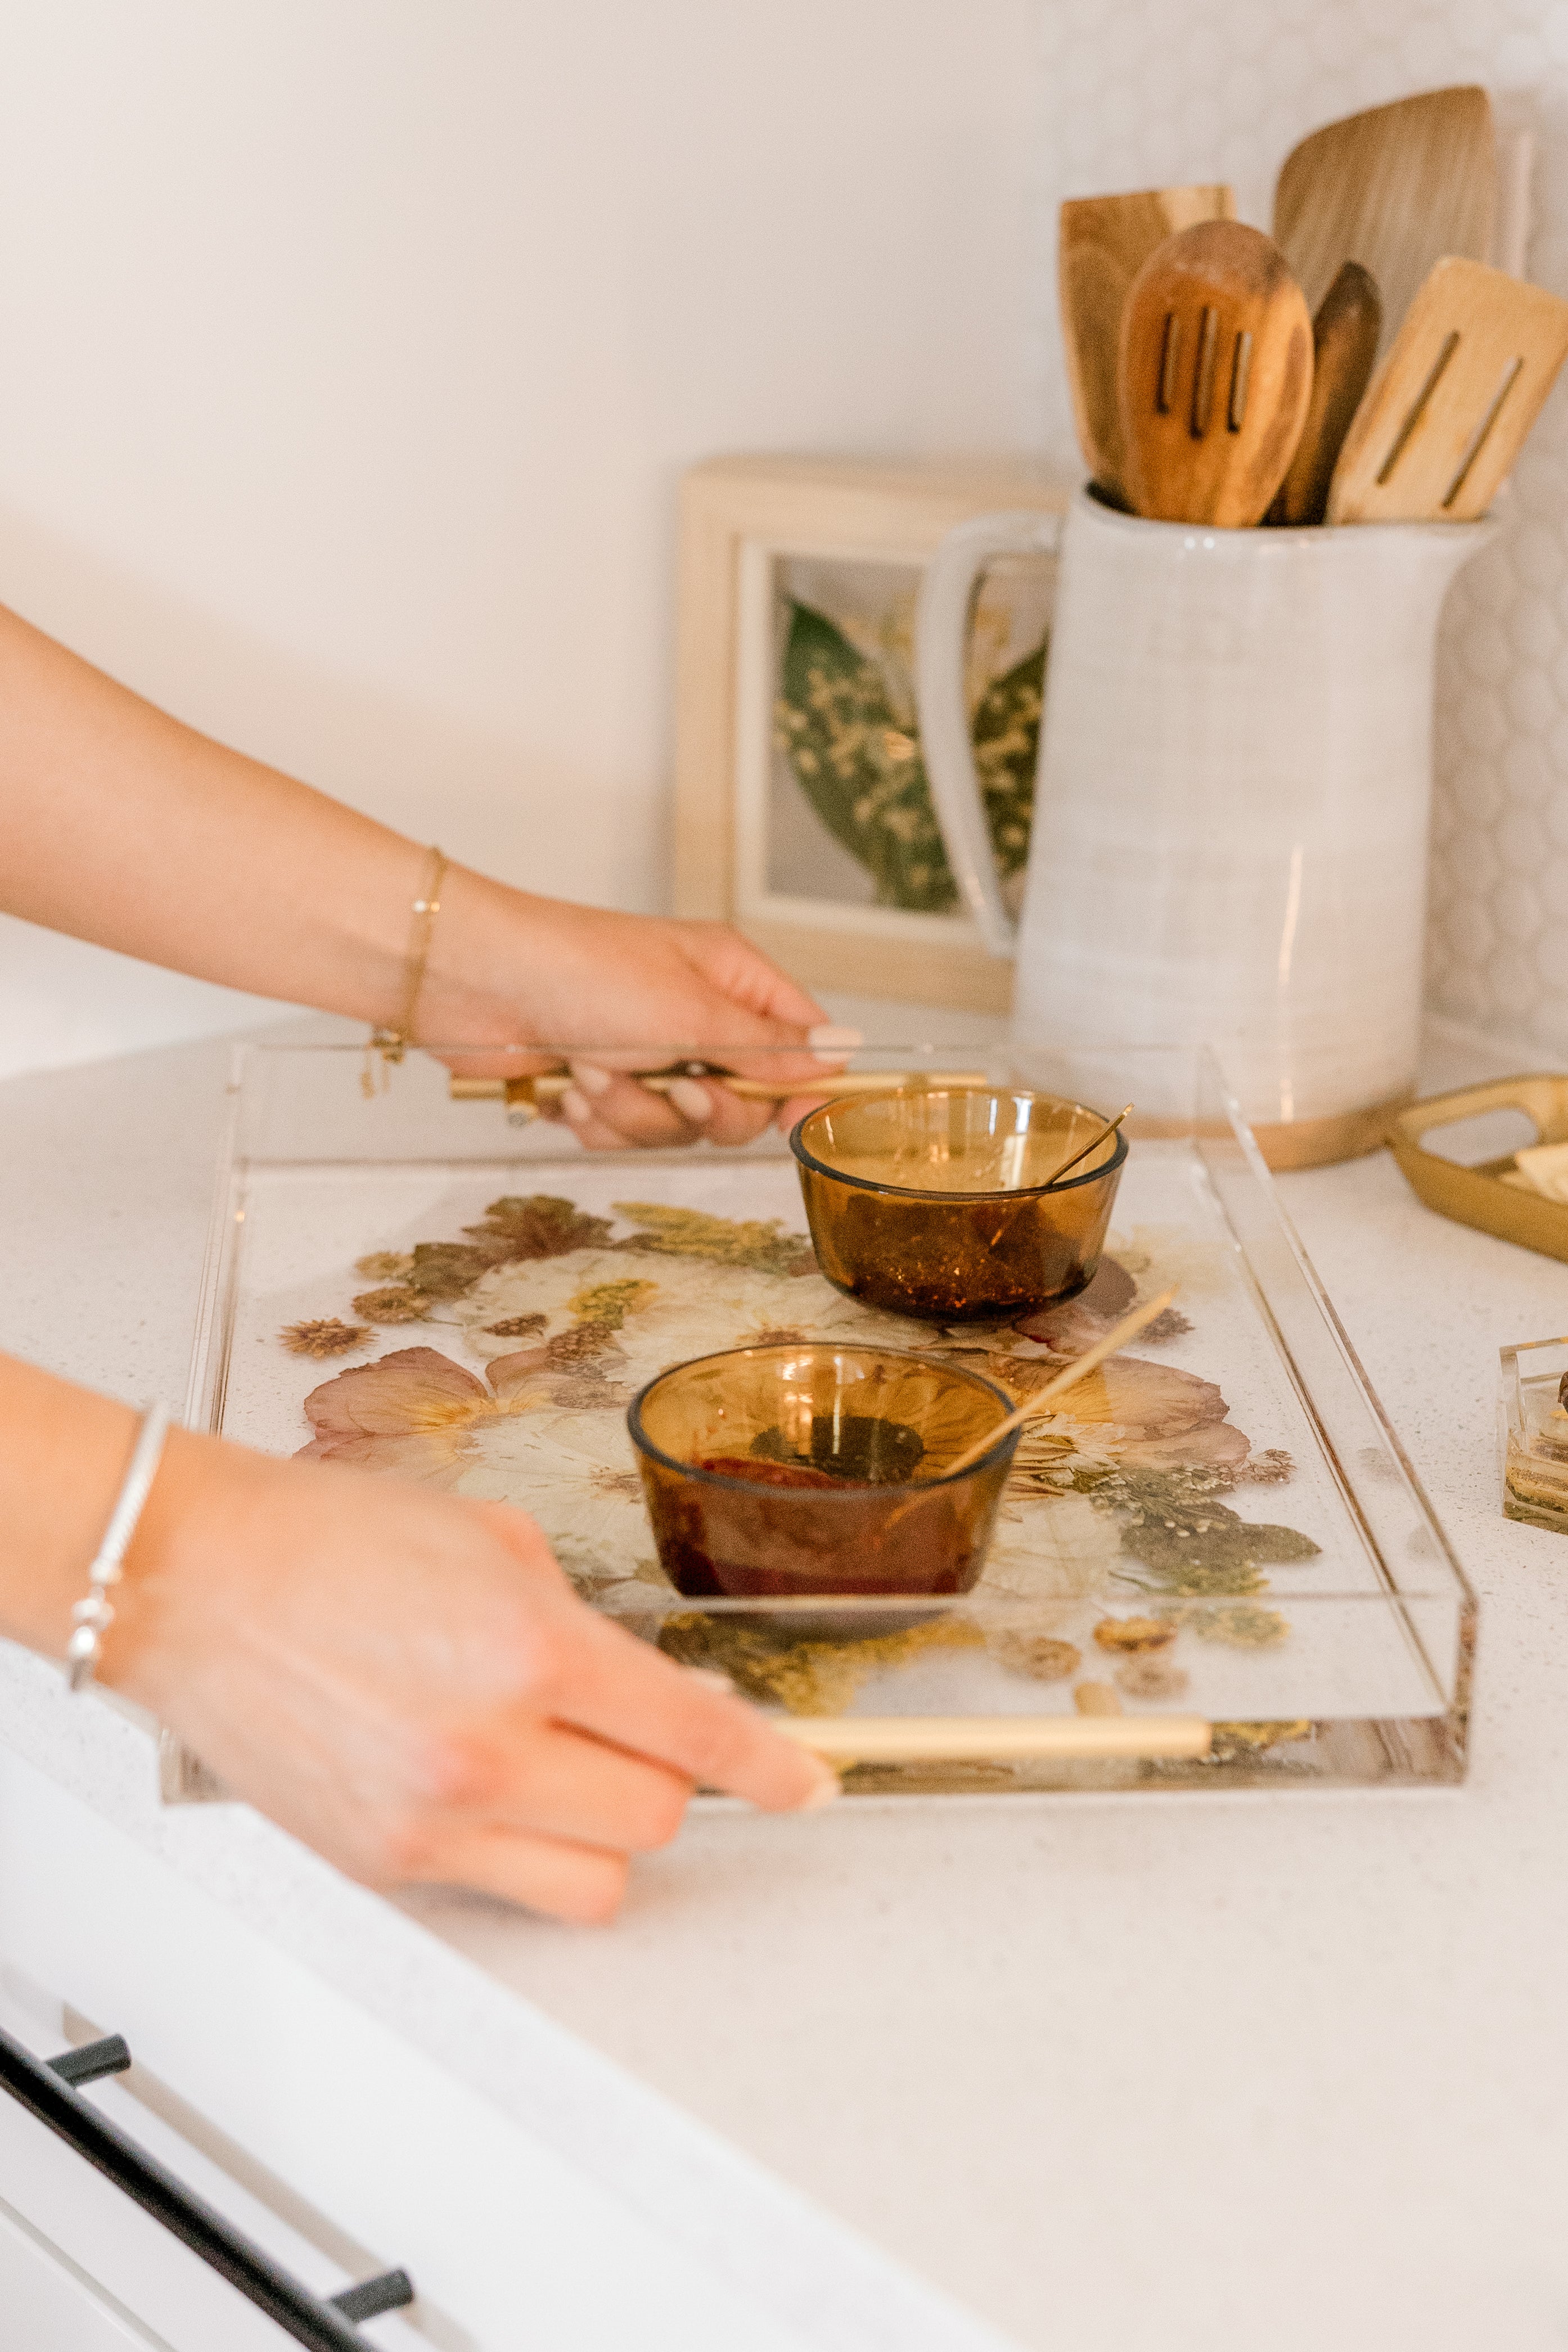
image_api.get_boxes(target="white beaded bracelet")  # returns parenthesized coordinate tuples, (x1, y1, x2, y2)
(66, 1404, 171, 1693)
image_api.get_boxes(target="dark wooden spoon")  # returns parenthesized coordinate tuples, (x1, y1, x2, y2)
(1269, 262, 1382, 525)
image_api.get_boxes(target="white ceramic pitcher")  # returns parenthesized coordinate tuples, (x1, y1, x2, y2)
(915, 487, 1489, 1163)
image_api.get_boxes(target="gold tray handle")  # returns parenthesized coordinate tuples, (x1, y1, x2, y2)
(1390, 1073, 1568, 1263)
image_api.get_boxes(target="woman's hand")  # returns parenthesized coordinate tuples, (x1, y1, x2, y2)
(104, 1430, 839, 1923)
(0, 604, 852, 1149)
(417, 874, 859, 1148)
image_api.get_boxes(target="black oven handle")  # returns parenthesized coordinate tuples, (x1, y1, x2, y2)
(0, 2024, 413, 2345)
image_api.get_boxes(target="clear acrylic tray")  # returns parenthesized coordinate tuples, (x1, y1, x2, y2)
(181, 1039, 1475, 1796)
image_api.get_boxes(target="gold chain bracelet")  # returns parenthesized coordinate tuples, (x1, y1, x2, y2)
(366, 845, 448, 1090)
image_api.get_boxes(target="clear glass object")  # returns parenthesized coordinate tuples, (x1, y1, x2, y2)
(791, 1088, 1127, 1321)
(181, 1038, 1476, 1796)
(629, 1342, 1020, 1597)
(1499, 1335, 1568, 1531)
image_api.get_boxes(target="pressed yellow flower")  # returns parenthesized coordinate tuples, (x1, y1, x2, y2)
(280, 1318, 371, 1359)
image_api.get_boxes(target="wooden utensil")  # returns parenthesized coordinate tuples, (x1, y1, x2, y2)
(981, 1104, 1132, 1254)
(932, 1286, 1178, 1485)
(1327, 257, 1568, 524)
(1059, 184, 1236, 503)
(1269, 263, 1381, 525)
(449, 1067, 988, 1107)
(1273, 84, 1495, 358)
(780, 1712, 1211, 1764)
(1119, 222, 1312, 526)
(1040, 1101, 1132, 1188)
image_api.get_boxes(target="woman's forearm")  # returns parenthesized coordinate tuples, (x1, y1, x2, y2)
(0, 597, 836, 1123)
(0, 1352, 141, 1659)
(0, 601, 524, 1034)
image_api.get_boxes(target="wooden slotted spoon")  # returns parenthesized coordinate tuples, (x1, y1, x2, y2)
(1059, 184, 1236, 504)
(1119, 220, 1313, 526)
(1327, 256, 1568, 524)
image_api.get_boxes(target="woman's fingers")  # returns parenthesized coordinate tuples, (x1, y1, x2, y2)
(431, 1714, 694, 1853)
(564, 1638, 838, 1811)
(557, 1066, 776, 1151)
(118, 1421, 841, 1927)
(772, 1088, 837, 1136)
(472, 1534, 839, 1812)
(407, 1821, 634, 1925)
(564, 1067, 709, 1148)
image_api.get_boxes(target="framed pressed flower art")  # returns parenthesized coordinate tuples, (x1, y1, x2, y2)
(673, 454, 1071, 1013)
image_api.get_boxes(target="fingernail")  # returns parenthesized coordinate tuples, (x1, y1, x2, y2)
(668, 1078, 714, 1123)
(560, 1085, 592, 1124)
(687, 1666, 736, 1693)
(808, 1022, 863, 1063)
(797, 1760, 842, 1809)
(573, 1062, 613, 1097)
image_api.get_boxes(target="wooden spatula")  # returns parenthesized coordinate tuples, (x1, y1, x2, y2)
(1327, 256, 1568, 524)
(1269, 262, 1382, 525)
(1119, 220, 1313, 527)
(1059, 184, 1236, 503)
(1274, 85, 1495, 358)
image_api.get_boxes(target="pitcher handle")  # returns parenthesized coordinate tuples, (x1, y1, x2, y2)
(914, 508, 1063, 957)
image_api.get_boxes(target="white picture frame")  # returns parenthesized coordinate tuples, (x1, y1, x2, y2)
(673, 454, 1072, 1012)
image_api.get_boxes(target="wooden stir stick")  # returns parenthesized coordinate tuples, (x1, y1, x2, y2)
(1040, 1102, 1132, 1189)
(936, 1285, 1179, 1484)
(984, 1103, 1132, 1252)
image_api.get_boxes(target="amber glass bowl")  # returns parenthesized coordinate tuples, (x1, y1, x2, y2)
(628, 1342, 1020, 1598)
(790, 1087, 1128, 1323)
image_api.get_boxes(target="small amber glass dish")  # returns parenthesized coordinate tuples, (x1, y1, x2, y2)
(790, 1087, 1128, 1323)
(628, 1342, 1021, 1598)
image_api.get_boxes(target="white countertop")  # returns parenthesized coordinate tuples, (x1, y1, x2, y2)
(5, 1016, 1568, 2352)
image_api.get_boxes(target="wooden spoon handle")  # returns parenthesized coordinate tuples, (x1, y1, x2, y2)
(780, 1714, 1212, 1763)
(1270, 262, 1381, 525)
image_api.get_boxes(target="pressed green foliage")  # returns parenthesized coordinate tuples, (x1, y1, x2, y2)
(773, 601, 1044, 914)
(463, 1194, 616, 1262)
(1069, 1459, 1320, 1601)
(409, 1242, 494, 1298)
(611, 1201, 818, 1278)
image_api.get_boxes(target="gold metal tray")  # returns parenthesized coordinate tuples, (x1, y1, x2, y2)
(1390, 1075, 1568, 1263)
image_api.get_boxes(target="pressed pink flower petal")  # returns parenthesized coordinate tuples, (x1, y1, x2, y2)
(1009, 1299, 1108, 1358)
(303, 1345, 492, 1438)
(1053, 1355, 1228, 1440)
(294, 1426, 474, 1487)
(485, 1345, 553, 1400)
(1118, 1422, 1252, 1472)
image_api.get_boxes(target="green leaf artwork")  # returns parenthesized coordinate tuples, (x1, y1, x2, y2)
(773, 600, 1046, 914)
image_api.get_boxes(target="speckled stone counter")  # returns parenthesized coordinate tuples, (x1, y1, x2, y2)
(4, 1018, 1568, 2352)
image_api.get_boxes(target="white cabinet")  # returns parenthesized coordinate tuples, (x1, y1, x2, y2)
(0, 2195, 178, 2351)
(0, 2044, 406, 2349)
(0, 1742, 822, 2352)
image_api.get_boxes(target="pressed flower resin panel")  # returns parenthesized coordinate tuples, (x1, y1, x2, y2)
(199, 1097, 1471, 1788)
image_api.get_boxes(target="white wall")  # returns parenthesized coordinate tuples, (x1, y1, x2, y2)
(0, 0, 1046, 1079)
